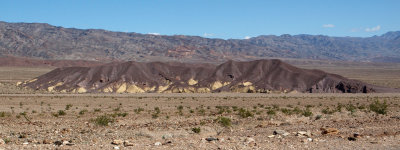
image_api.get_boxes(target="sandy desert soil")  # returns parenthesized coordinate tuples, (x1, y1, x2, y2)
(0, 93, 399, 149)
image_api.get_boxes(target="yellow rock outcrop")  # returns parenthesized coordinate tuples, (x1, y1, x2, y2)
(188, 78, 198, 86)
(126, 84, 145, 93)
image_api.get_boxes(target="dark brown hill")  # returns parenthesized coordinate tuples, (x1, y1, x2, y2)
(20, 59, 398, 93)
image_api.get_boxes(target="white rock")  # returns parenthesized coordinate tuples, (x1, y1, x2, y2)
(307, 138, 313, 142)
(154, 142, 162, 146)
(282, 132, 290, 136)
(23, 142, 29, 145)
(162, 134, 173, 139)
(268, 135, 275, 138)
(112, 139, 123, 145)
(0, 139, 5, 145)
(113, 146, 120, 150)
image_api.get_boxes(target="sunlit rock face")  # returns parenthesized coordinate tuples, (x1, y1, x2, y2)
(20, 59, 382, 93)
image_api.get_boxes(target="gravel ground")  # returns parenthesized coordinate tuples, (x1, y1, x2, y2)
(0, 93, 399, 149)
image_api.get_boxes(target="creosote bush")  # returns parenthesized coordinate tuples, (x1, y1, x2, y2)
(192, 127, 201, 133)
(216, 116, 231, 127)
(93, 115, 114, 126)
(57, 110, 66, 116)
(369, 100, 388, 115)
(65, 104, 73, 110)
(79, 109, 88, 115)
(238, 108, 254, 118)
(302, 108, 313, 117)
(134, 107, 144, 114)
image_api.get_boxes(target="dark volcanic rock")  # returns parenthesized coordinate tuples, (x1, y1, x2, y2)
(20, 59, 396, 93)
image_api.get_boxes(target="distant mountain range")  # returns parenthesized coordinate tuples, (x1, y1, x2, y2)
(1, 21, 400, 63)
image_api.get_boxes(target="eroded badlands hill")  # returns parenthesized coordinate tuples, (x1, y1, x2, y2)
(19, 59, 392, 93)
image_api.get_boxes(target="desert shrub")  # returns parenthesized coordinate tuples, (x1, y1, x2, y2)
(321, 107, 336, 114)
(345, 103, 357, 113)
(152, 107, 161, 118)
(113, 107, 121, 111)
(197, 108, 206, 115)
(177, 105, 184, 116)
(272, 104, 280, 110)
(177, 105, 184, 111)
(267, 109, 276, 115)
(238, 108, 254, 118)
(302, 108, 313, 117)
(192, 127, 201, 133)
(216, 106, 230, 114)
(315, 115, 322, 120)
(93, 115, 114, 126)
(79, 109, 88, 115)
(216, 116, 231, 127)
(93, 108, 101, 112)
(152, 113, 159, 119)
(280, 108, 293, 115)
(57, 110, 66, 116)
(232, 106, 238, 111)
(3, 138, 11, 144)
(0, 112, 10, 117)
(336, 103, 344, 112)
(112, 112, 128, 117)
(134, 107, 144, 114)
(369, 100, 388, 115)
(65, 104, 73, 110)
(154, 107, 161, 114)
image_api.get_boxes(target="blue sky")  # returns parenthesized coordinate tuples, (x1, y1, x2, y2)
(1, 0, 399, 39)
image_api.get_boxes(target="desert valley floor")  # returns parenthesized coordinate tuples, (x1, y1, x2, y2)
(0, 62, 399, 149)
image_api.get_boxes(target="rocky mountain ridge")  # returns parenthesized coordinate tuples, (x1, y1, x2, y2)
(1, 21, 400, 63)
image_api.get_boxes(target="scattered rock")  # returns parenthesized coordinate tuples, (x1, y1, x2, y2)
(273, 130, 286, 135)
(62, 141, 70, 145)
(42, 139, 52, 144)
(321, 128, 339, 135)
(162, 134, 173, 139)
(66, 143, 75, 146)
(54, 141, 63, 146)
(163, 141, 172, 145)
(297, 131, 312, 137)
(348, 137, 356, 141)
(274, 130, 290, 136)
(112, 139, 123, 145)
(0, 139, 5, 145)
(154, 142, 162, 146)
(18, 134, 27, 139)
(354, 133, 360, 138)
(390, 116, 400, 120)
(244, 138, 256, 146)
(124, 140, 134, 147)
(205, 137, 219, 142)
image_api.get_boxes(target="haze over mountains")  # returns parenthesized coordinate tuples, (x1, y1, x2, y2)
(1, 21, 400, 63)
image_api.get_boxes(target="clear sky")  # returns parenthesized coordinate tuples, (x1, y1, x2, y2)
(1, 0, 399, 39)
